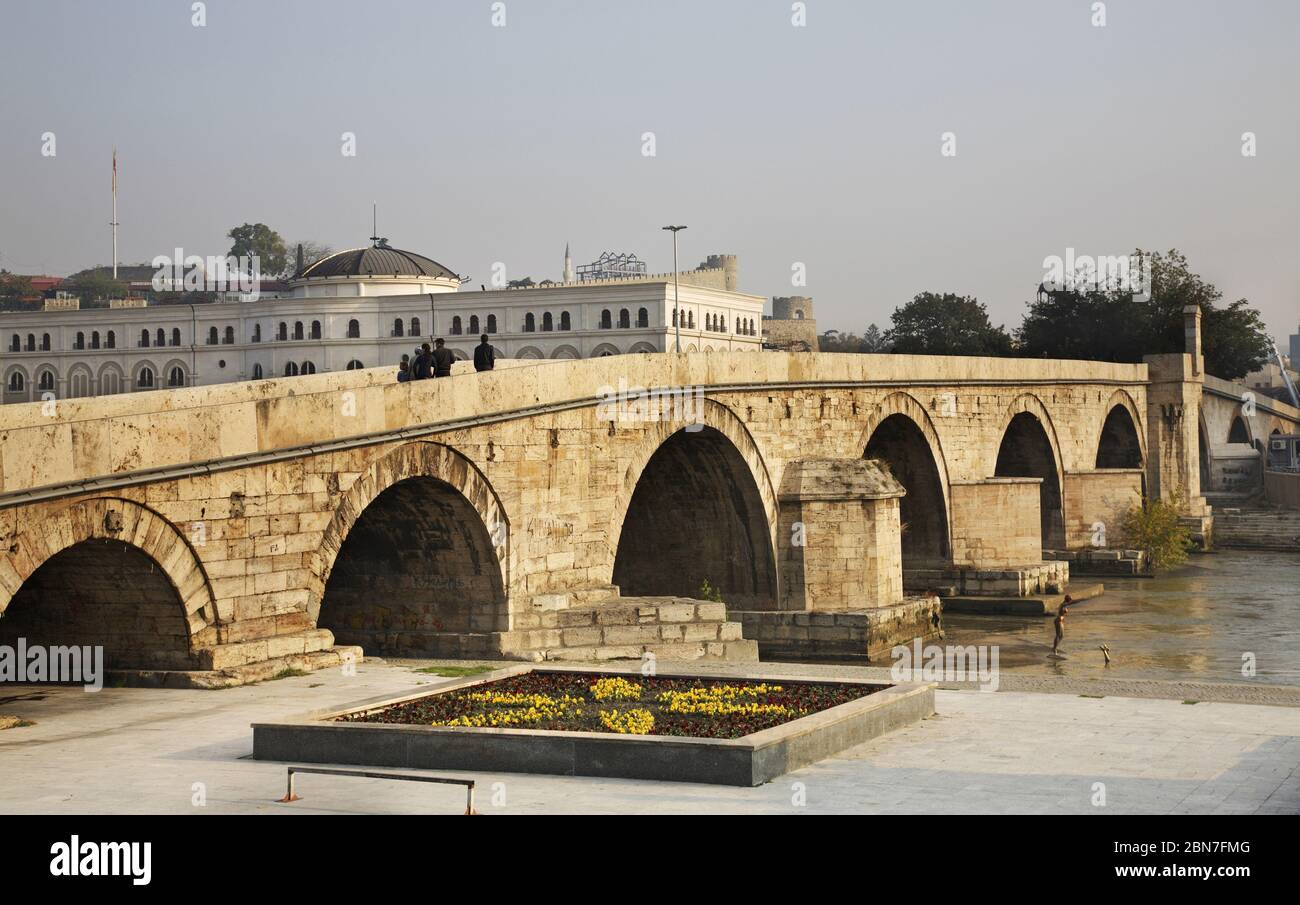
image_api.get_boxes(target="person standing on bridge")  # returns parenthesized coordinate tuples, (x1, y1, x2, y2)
(474, 334, 495, 372)
(432, 337, 454, 378)
(412, 343, 433, 380)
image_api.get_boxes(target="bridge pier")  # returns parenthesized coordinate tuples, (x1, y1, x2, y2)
(1144, 306, 1214, 547)
(733, 459, 941, 661)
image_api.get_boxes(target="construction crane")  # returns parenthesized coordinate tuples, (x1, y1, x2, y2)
(1270, 340, 1299, 408)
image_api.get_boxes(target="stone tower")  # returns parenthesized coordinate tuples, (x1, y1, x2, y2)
(771, 296, 814, 321)
(765, 297, 819, 352)
(563, 243, 574, 283)
(701, 254, 739, 291)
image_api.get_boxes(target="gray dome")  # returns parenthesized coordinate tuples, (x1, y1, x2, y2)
(297, 246, 457, 281)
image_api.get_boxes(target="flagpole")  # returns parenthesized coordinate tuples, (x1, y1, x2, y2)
(111, 148, 119, 280)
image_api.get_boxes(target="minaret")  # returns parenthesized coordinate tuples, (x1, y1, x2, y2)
(563, 242, 574, 283)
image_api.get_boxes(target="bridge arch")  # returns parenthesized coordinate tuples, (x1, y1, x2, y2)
(994, 394, 1067, 550)
(0, 498, 217, 667)
(857, 392, 953, 568)
(609, 399, 779, 609)
(1228, 412, 1252, 445)
(313, 442, 510, 650)
(1095, 389, 1146, 469)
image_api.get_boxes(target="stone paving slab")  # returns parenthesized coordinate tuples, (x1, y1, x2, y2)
(1, 659, 1297, 814)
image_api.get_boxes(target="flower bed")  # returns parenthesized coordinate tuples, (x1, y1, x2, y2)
(337, 671, 879, 739)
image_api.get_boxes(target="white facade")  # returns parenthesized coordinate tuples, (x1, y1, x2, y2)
(0, 256, 765, 404)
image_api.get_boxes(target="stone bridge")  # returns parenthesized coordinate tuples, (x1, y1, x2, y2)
(1199, 373, 1300, 497)
(0, 333, 1226, 680)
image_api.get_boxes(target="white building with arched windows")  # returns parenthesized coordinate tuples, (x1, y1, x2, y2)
(0, 243, 765, 404)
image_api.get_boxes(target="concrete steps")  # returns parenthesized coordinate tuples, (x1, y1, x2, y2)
(503, 591, 757, 663)
(1214, 506, 1300, 550)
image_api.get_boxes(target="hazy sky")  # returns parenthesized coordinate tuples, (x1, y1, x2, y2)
(1, 0, 1297, 341)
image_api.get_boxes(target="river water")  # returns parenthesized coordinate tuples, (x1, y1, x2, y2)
(941, 549, 1300, 686)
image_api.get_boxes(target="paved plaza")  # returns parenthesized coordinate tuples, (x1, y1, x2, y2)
(2, 659, 1297, 815)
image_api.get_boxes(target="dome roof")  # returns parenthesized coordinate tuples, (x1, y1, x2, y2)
(296, 245, 458, 281)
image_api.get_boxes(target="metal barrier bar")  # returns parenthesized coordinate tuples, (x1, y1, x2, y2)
(278, 766, 476, 815)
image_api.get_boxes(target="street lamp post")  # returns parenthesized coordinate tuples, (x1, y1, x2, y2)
(662, 225, 687, 353)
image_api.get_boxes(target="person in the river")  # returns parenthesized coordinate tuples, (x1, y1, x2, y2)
(1052, 595, 1072, 655)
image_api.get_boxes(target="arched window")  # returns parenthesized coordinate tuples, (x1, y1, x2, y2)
(224, 326, 235, 344)
(347, 319, 360, 338)
(252, 324, 262, 343)
(156, 328, 166, 347)
(278, 322, 288, 341)
(637, 307, 648, 328)
(293, 321, 304, 340)
(8, 335, 18, 352)
(311, 320, 321, 339)
(302, 361, 316, 375)
(346, 359, 363, 370)
(720, 314, 727, 333)
(542, 312, 554, 332)
(600, 309, 612, 329)
(41, 333, 51, 351)
(168, 367, 185, 387)
(91, 331, 100, 349)
(100, 369, 121, 394)
(688, 312, 695, 329)
(69, 369, 90, 398)
(672, 310, 678, 327)
(139, 329, 150, 348)
(106, 331, 115, 348)
(486, 314, 497, 334)
(37, 370, 55, 391)
(171, 328, 181, 346)
(137, 367, 154, 389)
(8, 372, 24, 392)
(25, 334, 35, 352)
(75, 332, 86, 350)
(207, 326, 219, 345)
(522, 314, 534, 333)
(284, 362, 299, 377)
(452, 315, 464, 335)
(468, 315, 479, 334)
(619, 308, 630, 329)
(252, 363, 264, 380)
(393, 318, 405, 337)
(560, 311, 571, 330)
(410, 317, 421, 337)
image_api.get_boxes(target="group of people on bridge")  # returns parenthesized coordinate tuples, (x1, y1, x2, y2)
(397, 334, 495, 382)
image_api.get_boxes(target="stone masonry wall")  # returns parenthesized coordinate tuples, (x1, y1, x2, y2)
(0, 353, 1153, 665)
(949, 479, 1042, 568)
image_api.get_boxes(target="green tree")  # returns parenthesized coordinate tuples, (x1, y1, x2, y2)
(1142, 249, 1270, 380)
(1019, 250, 1270, 378)
(861, 323, 891, 352)
(62, 269, 129, 303)
(227, 223, 289, 277)
(289, 240, 333, 275)
(0, 271, 35, 309)
(1017, 287, 1153, 363)
(1120, 496, 1193, 573)
(886, 292, 1013, 355)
